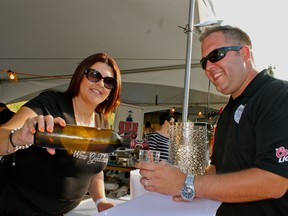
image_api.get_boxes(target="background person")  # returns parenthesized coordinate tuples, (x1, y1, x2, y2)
(136, 25, 288, 216)
(142, 121, 154, 139)
(0, 53, 122, 215)
(0, 102, 15, 125)
(147, 112, 175, 161)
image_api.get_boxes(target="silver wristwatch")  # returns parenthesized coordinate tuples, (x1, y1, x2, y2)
(180, 175, 195, 201)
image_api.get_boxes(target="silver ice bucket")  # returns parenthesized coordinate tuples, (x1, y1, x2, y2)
(168, 122, 209, 175)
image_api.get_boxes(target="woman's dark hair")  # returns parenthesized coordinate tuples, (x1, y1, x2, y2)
(65, 53, 121, 117)
(145, 122, 152, 128)
(159, 112, 175, 126)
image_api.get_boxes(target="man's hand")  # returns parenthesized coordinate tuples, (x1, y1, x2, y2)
(136, 160, 186, 196)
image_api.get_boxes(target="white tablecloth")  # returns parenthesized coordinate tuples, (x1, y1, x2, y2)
(65, 196, 129, 216)
(66, 193, 221, 216)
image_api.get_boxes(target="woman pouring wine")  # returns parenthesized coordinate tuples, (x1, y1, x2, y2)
(0, 53, 122, 215)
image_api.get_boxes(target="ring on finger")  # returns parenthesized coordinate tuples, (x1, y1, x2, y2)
(145, 179, 150, 187)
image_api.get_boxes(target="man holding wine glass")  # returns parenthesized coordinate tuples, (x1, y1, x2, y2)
(136, 25, 288, 215)
(0, 53, 122, 215)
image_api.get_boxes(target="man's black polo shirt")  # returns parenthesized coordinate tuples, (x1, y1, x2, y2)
(212, 70, 288, 216)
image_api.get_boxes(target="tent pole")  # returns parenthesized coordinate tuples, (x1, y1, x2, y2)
(182, 0, 196, 122)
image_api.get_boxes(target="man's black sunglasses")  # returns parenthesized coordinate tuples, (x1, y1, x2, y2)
(84, 69, 117, 89)
(200, 46, 243, 70)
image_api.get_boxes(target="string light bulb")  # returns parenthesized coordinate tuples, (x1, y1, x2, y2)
(7, 70, 18, 82)
(170, 107, 176, 114)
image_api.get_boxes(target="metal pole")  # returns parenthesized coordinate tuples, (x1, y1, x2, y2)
(182, 0, 195, 122)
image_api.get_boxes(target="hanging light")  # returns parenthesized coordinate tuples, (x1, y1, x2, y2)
(7, 70, 18, 82)
(198, 111, 203, 117)
(170, 107, 176, 114)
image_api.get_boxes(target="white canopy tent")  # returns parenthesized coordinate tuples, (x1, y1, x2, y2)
(0, 0, 228, 118)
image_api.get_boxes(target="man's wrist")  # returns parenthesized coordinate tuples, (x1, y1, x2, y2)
(177, 173, 187, 194)
(180, 174, 195, 201)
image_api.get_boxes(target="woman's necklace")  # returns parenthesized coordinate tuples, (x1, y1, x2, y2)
(73, 98, 96, 127)
(75, 112, 95, 127)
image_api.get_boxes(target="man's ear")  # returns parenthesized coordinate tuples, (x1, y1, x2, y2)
(241, 45, 252, 61)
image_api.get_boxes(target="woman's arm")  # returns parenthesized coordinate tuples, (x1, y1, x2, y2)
(0, 106, 65, 155)
(0, 106, 37, 155)
(88, 171, 115, 212)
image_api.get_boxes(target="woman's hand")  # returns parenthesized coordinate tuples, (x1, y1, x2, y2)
(135, 161, 186, 196)
(16, 115, 66, 155)
(97, 200, 115, 212)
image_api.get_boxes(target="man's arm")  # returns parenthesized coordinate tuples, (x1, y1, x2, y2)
(136, 162, 287, 203)
(196, 167, 288, 202)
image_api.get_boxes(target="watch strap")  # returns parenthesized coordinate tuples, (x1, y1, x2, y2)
(180, 174, 195, 201)
(185, 175, 194, 186)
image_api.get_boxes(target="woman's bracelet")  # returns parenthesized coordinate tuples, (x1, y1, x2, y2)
(9, 128, 33, 151)
(95, 197, 106, 207)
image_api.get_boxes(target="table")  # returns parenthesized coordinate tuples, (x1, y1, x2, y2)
(65, 196, 129, 216)
(105, 164, 136, 172)
(66, 192, 222, 216)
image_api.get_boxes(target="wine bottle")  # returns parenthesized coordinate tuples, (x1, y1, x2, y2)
(34, 124, 131, 153)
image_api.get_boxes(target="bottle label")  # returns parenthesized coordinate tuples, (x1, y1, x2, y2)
(73, 151, 109, 164)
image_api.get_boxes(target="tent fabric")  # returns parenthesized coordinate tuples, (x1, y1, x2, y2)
(0, 0, 228, 116)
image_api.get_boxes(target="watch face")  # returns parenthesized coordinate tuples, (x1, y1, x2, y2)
(181, 186, 194, 201)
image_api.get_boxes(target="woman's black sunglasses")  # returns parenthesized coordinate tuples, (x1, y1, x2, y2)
(200, 46, 243, 70)
(84, 69, 117, 89)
